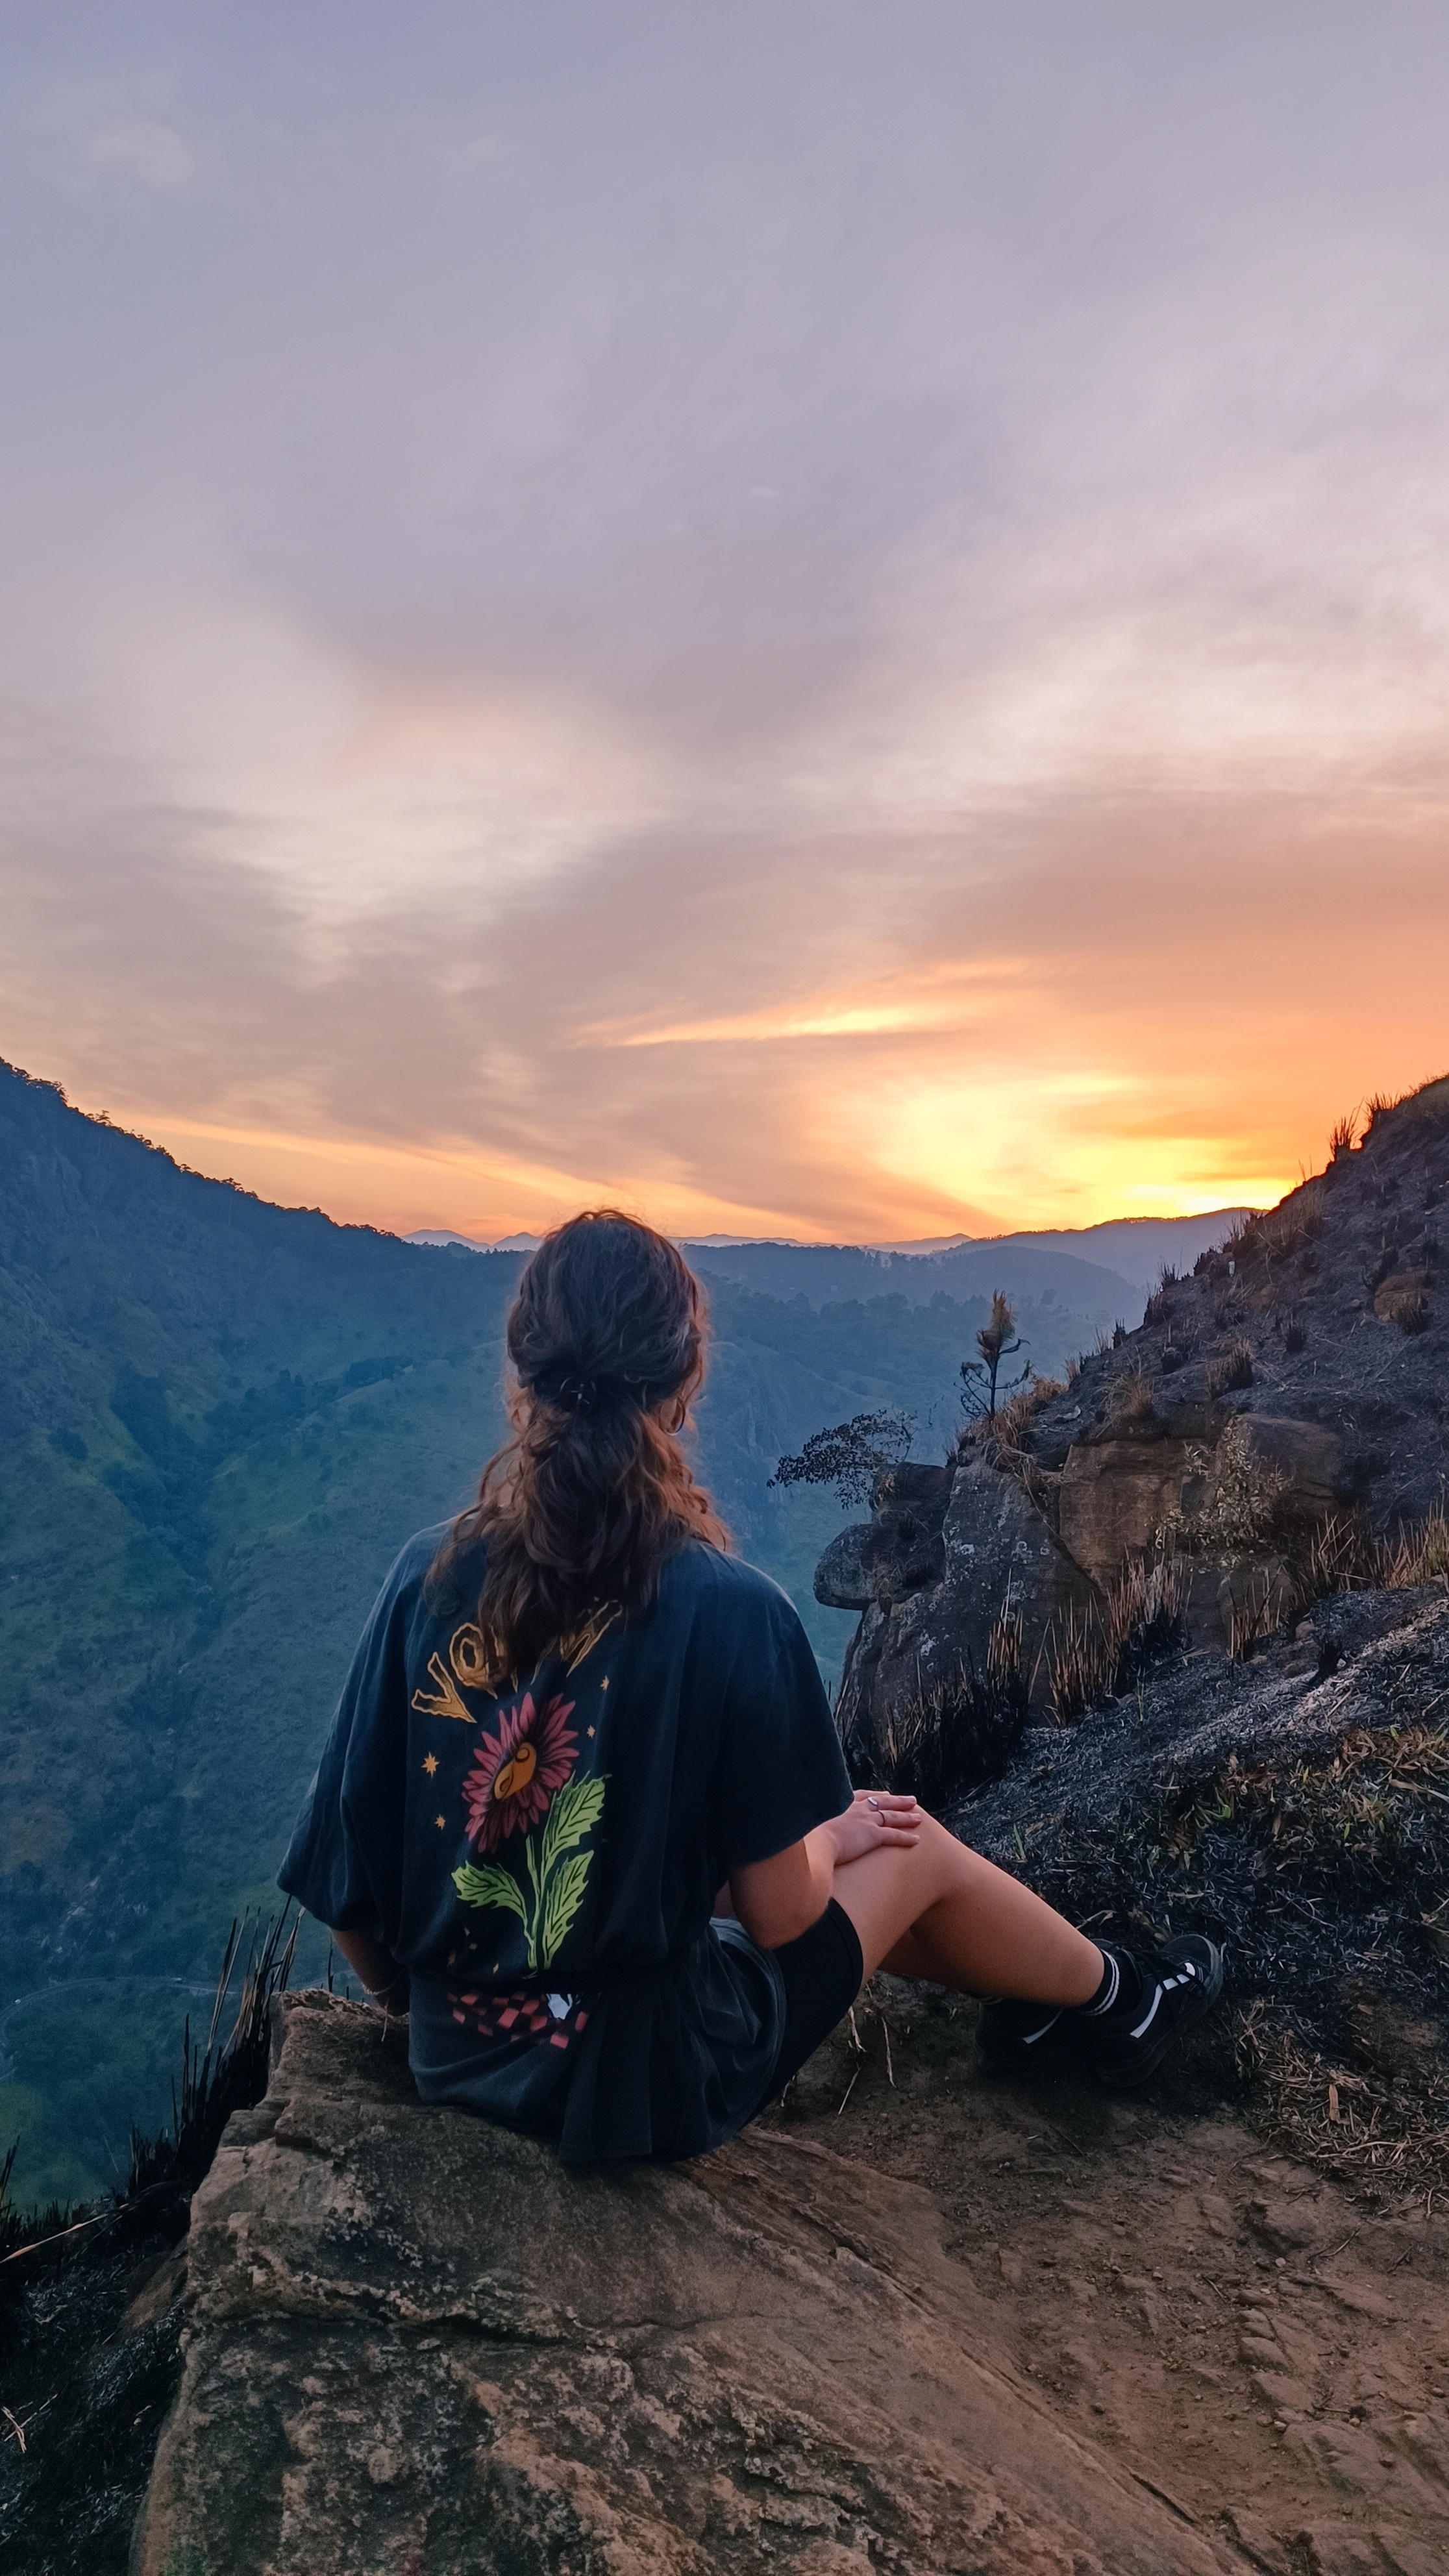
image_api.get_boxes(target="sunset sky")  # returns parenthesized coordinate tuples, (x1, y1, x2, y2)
(3, 5, 1447, 1244)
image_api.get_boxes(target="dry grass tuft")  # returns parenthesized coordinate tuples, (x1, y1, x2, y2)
(1166, 1416, 1285, 1556)
(1298, 1509, 1374, 1599)
(1211, 1182, 1326, 1282)
(1289, 1500, 1449, 1608)
(1042, 1605, 1100, 1725)
(0, 2149, 75, 2286)
(1378, 1499, 1449, 1589)
(1228, 1572, 1282, 1662)
(1363, 1072, 1449, 1135)
(127, 1909, 298, 2203)
(1252, 1179, 1326, 1259)
(877, 1600, 1028, 1801)
(1, 1909, 297, 2301)
(1206, 1339, 1254, 1397)
(1143, 1265, 1181, 1326)
(978, 1373, 1063, 1461)
(1373, 1273, 1431, 1333)
(1044, 1552, 1191, 1722)
(1237, 2009, 1449, 2197)
(1104, 1365, 1156, 1428)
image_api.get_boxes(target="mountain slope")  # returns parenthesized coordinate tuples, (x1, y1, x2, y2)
(0, 1065, 528, 2191)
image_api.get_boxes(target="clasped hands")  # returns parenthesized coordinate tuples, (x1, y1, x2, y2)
(821, 1785, 921, 1865)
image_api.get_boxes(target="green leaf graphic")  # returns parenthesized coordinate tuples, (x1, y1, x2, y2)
(539, 1773, 607, 1877)
(452, 1861, 526, 1920)
(454, 1776, 607, 1971)
(541, 1848, 594, 1964)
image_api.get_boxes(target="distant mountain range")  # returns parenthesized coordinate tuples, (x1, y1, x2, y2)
(409, 1209, 1247, 1308)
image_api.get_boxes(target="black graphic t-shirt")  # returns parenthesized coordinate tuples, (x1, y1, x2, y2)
(278, 1530, 852, 2161)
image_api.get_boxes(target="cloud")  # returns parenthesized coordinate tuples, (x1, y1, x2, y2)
(5, 669, 1447, 1245)
(79, 116, 196, 193)
(4, 7, 1449, 1237)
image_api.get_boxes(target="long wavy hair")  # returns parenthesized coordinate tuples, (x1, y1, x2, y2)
(432, 1211, 728, 1678)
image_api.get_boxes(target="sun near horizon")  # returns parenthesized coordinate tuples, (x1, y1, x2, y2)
(29, 1050, 1433, 1249)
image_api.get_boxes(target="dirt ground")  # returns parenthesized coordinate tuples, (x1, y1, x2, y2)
(758, 1976, 1449, 2576)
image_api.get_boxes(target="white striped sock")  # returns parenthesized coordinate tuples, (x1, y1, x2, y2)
(1085, 1950, 1120, 2016)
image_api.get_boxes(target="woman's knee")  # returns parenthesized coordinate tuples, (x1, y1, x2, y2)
(906, 1810, 976, 1907)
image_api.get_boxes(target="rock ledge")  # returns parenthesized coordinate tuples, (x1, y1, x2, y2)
(134, 1990, 1248, 2575)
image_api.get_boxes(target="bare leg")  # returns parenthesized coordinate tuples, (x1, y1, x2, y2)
(817, 1812, 1102, 2005)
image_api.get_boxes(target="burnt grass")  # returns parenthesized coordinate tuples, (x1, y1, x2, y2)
(0, 1914, 295, 2573)
(0, 2205, 188, 2576)
(1021, 1075, 1449, 1535)
(956, 1585, 1449, 2196)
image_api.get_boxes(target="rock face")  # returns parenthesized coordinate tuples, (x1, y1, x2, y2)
(134, 1991, 1245, 2576)
(834, 1457, 1094, 1764)
(825, 1078, 1449, 1757)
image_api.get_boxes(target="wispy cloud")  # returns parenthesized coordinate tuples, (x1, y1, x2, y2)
(3, 7, 1449, 1239)
(78, 116, 196, 193)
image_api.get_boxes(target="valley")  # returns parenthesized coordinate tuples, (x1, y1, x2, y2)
(0, 1058, 1202, 2200)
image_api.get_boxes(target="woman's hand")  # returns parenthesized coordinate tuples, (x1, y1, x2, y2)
(729, 1792, 924, 1946)
(823, 1788, 922, 1866)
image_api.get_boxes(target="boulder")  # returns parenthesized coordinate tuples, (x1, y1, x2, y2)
(1235, 1415, 1343, 1517)
(133, 1990, 1244, 2575)
(813, 1463, 952, 1612)
(1056, 1437, 1201, 1585)
(834, 1457, 1095, 1759)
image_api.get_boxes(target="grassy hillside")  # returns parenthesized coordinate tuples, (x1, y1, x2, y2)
(0, 1059, 1129, 2200)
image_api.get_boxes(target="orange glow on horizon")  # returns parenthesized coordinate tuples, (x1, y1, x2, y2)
(88, 1078, 1337, 1248)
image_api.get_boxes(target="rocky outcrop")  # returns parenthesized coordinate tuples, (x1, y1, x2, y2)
(813, 1463, 952, 1610)
(833, 1457, 1095, 1763)
(824, 1078, 1449, 1760)
(134, 1990, 1248, 2575)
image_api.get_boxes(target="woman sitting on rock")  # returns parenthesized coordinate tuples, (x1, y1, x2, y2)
(279, 1211, 1221, 2161)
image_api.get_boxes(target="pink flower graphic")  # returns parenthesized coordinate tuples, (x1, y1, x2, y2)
(462, 1691, 577, 1850)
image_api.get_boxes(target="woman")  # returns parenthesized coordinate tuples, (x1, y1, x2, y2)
(279, 1211, 1221, 2161)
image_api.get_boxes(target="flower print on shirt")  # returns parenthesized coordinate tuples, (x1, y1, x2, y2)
(462, 1691, 578, 1851)
(452, 1684, 606, 1970)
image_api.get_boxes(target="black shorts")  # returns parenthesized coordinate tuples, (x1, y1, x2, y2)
(765, 1898, 864, 2098)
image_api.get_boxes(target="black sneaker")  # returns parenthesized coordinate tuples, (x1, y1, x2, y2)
(1082, 1935, 1224, 2088)
(976, 1996, 1071, 2073)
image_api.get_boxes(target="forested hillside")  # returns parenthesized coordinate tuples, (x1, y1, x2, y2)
(0, 1059, 1185, 2199)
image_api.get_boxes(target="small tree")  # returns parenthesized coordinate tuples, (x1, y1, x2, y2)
(769, 1407, 914, 1509)
(960, 1290, 1028, 1423)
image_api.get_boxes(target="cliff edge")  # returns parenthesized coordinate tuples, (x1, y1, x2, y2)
(132, 1989, 1242, 2576)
